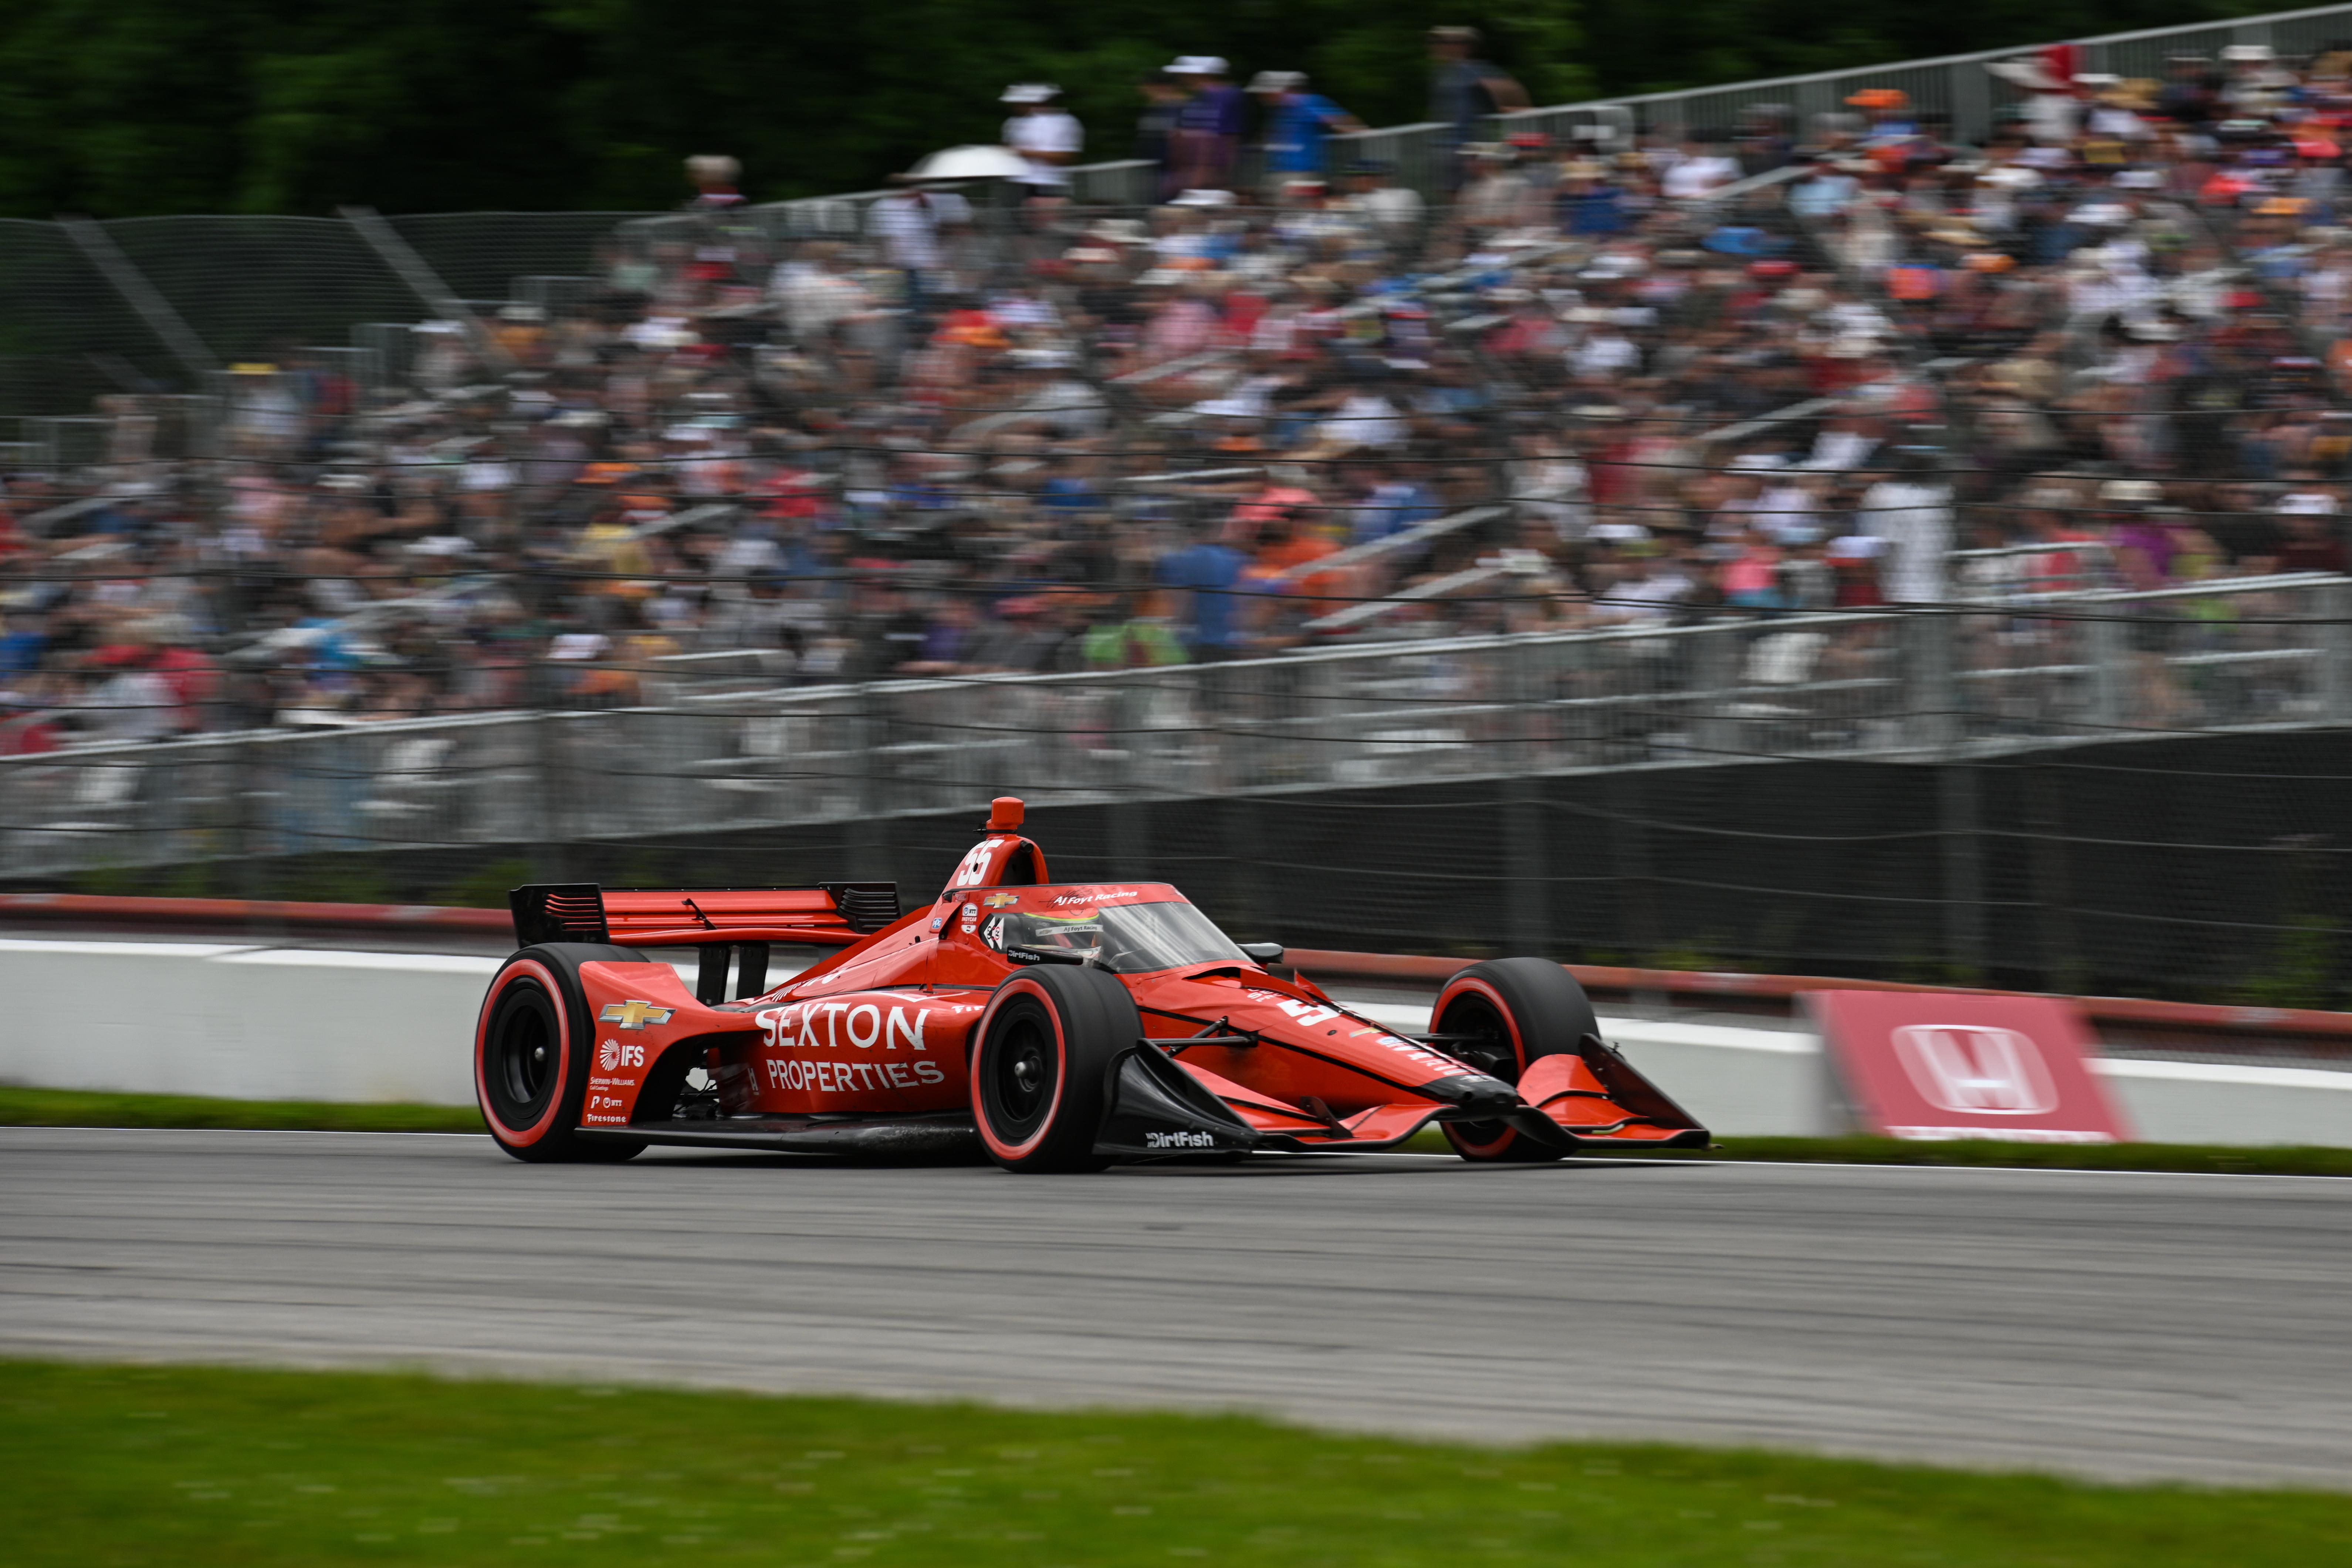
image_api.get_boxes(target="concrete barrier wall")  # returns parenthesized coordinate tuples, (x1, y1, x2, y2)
(0, 940, 499, 1105)
(6, 939, 2352, 1147)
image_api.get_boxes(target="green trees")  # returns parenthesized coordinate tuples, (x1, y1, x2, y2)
(0, 0, 2294, 217)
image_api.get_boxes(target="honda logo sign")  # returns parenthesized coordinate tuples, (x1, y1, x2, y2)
(1892, 1026, 2057, 1115)
(1805, 992, 2131, 1144)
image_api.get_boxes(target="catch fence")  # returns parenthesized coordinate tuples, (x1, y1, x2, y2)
(9, 573, 2352, 1004)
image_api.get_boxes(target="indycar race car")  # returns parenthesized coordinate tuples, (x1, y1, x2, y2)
(473, 797, 1707, 1171)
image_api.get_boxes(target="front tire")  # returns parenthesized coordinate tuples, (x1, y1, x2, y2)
(476, 943, 649, 1164)
(1435, 957, 1597, 1163)
(971, 965, 1137, 1172)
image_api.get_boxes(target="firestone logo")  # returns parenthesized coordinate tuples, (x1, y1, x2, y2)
(1892, 1025, 2057, 1115)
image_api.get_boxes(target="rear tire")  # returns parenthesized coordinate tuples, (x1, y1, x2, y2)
(476, 943, 649, 1164)
(971, 965, 1137, 1172)
(1435, 958, 1597, 1164)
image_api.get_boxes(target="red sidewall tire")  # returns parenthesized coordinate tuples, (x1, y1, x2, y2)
(1435, 959, 1595, 1164)
(969, 965, 1135, 1173)
(474, 943, 648, 1164)
(972, 978, 1066, 1165)
(477, 958, 571, 1150)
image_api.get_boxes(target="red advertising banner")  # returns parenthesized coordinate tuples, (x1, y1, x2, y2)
(1803, 991, 2134, 1144)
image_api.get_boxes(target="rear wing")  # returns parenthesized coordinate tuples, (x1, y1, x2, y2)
(508, 883, 903, 949)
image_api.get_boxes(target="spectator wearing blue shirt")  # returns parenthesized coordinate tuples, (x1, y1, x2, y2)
(1157, 522, 1248, 660)
(0, 611, 49, 675)
(1559, 159, 1631, 235)
(1350, 464, 1443, 546)
(1250, 71, 1365, 194)
(1039, 457, 1103, 515)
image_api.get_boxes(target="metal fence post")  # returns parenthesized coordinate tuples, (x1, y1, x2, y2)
(1506, 771, 1546, 957)
(1950, 58, 1991, 144)
(1223, 792, 1265, 941)
(1504, 641, 1549, 956)
(1611, 770, 1655, 969)
(2319, 580, 2352, 724)
(2087, 613, 2129, 730)
(1691, 621, 1743, 761)
(1111, 676, 1150, 880)
(234, 730, 264, 902)
(854, 688, 892, 884)
(1905, 610, 1960, 753)
(2028, 764, 2084, 995)
(1939, 760, 1984, 983)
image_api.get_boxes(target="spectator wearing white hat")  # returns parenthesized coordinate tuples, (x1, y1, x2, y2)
(1168, 56, 1246, 194)
(1002, 83, 1083, 201)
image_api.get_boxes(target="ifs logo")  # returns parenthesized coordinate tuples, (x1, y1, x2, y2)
(1892, 1026, 2057, 1114)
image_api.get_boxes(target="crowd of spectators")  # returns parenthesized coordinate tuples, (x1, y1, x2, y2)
(6, 31, 2352, 754)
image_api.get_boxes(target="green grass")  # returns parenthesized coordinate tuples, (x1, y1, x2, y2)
(7, 1088, 2351, 1175)
(0, 1086, 483, 1134)
(2, 1362, 2345, 1567)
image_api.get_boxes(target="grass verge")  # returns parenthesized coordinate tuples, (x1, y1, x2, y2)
(6, 1087, 2350, 1175)
(0, 1086, 481, 1134)
(4, 1361, 2346, 1567)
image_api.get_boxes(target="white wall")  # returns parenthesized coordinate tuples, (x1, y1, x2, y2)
(0, 939, 499, 1105)
(2098, 1057, 2352, 1147)
(5, 939, 2352, 1147)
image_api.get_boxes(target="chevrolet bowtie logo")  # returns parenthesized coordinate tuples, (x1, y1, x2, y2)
(983, 892, 1021, 908)
(599, 1000, 674, 1030)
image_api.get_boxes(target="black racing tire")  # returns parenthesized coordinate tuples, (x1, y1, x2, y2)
(1434, 957, 1598, 1164)
(970, 964, 1138, 1173)
(475, 942, 649, 1164)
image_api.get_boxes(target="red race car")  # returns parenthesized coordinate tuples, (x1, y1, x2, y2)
(474, 797, 1706, 1171)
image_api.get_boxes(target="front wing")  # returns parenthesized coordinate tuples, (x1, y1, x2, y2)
(1098, 1035, 1709, 1157)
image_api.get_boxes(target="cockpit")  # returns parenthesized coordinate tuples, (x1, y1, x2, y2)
(972, 891, 1248, 975)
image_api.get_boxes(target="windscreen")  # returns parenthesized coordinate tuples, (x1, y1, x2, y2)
(978, 897, 1248, 974)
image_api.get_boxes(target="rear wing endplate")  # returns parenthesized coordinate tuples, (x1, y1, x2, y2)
(508, 883, 902, 949)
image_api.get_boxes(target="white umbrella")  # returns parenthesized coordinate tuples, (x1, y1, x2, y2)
(903, 145, 1033, 182)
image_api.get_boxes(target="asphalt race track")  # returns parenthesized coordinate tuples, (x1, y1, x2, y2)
(4, 1129, 2349, 1488)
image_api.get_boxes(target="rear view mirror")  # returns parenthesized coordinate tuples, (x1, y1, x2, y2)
(1238, 942, 1285, 964)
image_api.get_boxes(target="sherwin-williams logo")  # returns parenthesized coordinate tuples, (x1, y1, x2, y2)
(1892, 1025, 2058, 1114)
